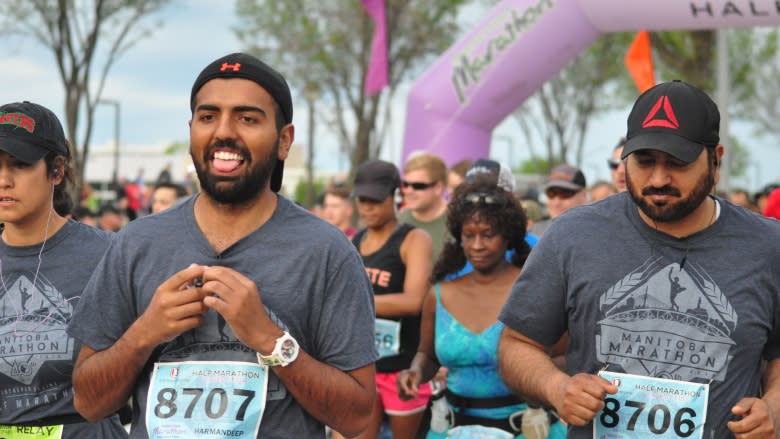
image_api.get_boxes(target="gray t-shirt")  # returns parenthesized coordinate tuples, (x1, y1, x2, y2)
(500, 193, 780, 438)
(68, 195, 377, 439)
(0, 221, 126, 438)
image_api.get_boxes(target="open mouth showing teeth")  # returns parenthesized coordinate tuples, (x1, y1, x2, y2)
(212, 151, 245, 173)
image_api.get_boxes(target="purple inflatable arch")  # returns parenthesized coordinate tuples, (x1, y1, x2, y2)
(401, 0, 780, 166)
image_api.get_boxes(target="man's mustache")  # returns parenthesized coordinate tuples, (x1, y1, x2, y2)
(642, 186, 680, 196)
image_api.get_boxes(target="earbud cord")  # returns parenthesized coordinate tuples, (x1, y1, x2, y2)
(679, 198, 718, 269)
(650, 197, 718, 270)
(31, 183, 56, 289)
(0, 183, 55, 335)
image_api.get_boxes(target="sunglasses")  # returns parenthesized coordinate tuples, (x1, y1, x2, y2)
(607, 159, 621, 171)
(461, 192, 509, 207)
(545, 187, 579, 200)
(401, 180, 436, 191)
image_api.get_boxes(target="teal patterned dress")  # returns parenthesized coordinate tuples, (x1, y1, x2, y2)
(426, 283, 566, 439)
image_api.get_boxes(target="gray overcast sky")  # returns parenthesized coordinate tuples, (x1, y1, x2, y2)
(1, 1, 777, 192)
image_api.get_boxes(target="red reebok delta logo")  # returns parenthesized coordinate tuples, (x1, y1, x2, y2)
(642, 95, 680, 129)
(220, 62, 241, 72)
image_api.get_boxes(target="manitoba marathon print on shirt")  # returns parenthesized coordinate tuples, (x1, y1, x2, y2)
(596, 257, 736, 383)
(0, 271, 75, 412)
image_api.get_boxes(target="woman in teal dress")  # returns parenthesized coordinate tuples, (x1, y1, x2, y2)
(397, 177, 566, 439)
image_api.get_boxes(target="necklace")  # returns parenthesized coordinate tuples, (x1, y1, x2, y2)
(651, 198, 718, 269)
(650, 197, 717, 239)
(681, 198, 718, 269)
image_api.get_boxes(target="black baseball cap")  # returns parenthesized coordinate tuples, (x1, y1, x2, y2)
(544, 164, 586, 192)
(0, 101, 69, 164)
(352, 160, 400, 201)
(191, 52, 293, 192)
(622, 80, 720, 164)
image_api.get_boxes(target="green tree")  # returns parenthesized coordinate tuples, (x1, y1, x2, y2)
(511, 33, 635, 173)
(234, 0, 468, 175)
(650, 29, 778, 104)
(511, 28, 778, 181)
(0, 0, 171, 199)
(733, 29, 780, 143)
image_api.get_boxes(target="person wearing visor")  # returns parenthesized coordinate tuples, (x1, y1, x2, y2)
(0, 101, 126, 438)
(498, 80, 780, 438)
(529, 164, 588, 237)
(332, 160, 433, 439)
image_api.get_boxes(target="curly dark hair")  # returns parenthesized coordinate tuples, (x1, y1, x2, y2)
(432, 177, 530, 281)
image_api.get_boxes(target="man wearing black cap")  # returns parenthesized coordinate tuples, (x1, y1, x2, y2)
(497, 80, 780, 438)
(529, 164, 588, 237)
(68, 53, 378, 438)
(0, 102, 126, 437)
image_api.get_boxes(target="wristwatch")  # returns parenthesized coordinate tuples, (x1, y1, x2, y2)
(256, 331, 299, 367)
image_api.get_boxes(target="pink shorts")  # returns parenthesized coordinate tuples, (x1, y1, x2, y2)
(376, 370, 432, 416)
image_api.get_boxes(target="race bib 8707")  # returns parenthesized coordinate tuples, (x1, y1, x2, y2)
(146, 361, 268, 439)
(594, 371, 709, 439)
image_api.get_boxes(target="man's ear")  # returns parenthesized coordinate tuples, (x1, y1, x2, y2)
(278, 124, 295, 161)
(713, 144, 725, 185)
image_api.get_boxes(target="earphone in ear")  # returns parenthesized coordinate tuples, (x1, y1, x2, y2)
(52, 168, 61, 178)
(394, 188, 403, 206)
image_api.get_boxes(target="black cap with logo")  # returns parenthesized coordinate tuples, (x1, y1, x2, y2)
(0, 101, 69, 164)
(622, 80, 720, 164)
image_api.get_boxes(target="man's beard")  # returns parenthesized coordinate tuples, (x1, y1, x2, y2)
(627, 162, 715, 223)
(192, 138, 279, 205)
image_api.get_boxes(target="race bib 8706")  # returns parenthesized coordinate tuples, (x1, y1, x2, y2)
(594, 371, 709, 439)
(146, 361, 268, 439)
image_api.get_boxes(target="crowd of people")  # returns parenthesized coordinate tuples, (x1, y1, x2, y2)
(1, 52, 779, 439)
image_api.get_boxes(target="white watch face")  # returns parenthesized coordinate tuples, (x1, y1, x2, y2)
(258, 332, 299, 367)
(280, 338, 297, 361)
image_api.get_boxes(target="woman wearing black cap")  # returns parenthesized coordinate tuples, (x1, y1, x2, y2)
(0, 101, 127, 437)
(333, 159, 434, 439)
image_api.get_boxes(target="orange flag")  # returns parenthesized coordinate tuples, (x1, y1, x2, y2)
(625, 30, 655, 93)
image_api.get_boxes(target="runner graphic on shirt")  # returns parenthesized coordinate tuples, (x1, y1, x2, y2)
(597, 257, 737, 383)
(0, 272, 73, 386)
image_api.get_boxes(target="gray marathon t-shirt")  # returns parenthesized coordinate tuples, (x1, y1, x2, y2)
(499, 192, 780, 438)
(0, 221, 126, 438)
(68, 195, 378, 439)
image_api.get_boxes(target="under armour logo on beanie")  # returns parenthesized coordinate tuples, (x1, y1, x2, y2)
(190, 52, 293, 125)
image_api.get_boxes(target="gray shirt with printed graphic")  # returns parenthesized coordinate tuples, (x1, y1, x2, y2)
(499, 192, 780, 438)
(0, 221, 126, 438)
(68, 195, 378, 439)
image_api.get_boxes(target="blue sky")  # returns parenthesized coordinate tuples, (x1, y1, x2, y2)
(1, 1, 777, 192)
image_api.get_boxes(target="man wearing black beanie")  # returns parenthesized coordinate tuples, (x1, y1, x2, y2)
(68, 52, 378, 438)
